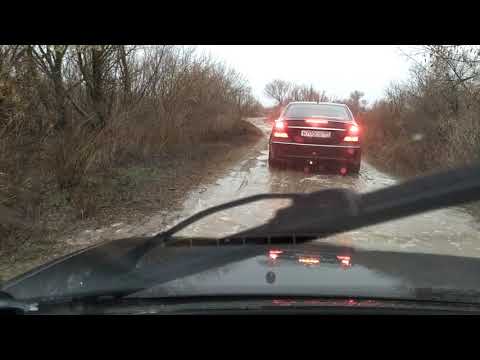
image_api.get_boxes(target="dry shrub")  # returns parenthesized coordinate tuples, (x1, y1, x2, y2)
(364, 47, 480, 176)
(0, 45, 261, 252)
(47, 127, 98, 190)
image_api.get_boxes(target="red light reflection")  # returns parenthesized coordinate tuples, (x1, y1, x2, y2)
(298, 257, 320, 265)
(337, 255, 351, 267)
(303, 299, 324, 305)
(272, 299, 296, 306)
(270, 250, 283, 254)
(268, 249, 283, 260)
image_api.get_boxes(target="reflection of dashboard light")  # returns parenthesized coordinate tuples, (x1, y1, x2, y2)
(299, 257, 320, 265)
(273, 299, 296, 306)
(337, 255, 351, 267)
(269, 250, 283, 260)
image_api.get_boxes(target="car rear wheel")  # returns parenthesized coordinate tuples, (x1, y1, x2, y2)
(268, 155, 280, 168)
(348, 162, 361, 174)
(268, 147, 282, 169)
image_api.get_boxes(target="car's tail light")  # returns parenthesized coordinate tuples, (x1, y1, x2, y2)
(273, 132, 288, 138)
(349, 125, 359, 134)
(275, 120, 285, 130)
(344, 124, 360, 142)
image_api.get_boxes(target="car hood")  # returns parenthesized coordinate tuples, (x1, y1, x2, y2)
(4, 236, 480, 303)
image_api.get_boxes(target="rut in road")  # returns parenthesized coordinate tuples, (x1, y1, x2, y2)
(66, 118, 480, 258)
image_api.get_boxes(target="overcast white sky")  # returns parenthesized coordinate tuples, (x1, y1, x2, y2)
(196, 45, 415, 106)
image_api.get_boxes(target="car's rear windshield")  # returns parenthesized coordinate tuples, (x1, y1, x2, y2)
(285, 104, 350, 120)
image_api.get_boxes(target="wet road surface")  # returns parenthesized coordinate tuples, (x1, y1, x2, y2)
(70, 118, 480, 258)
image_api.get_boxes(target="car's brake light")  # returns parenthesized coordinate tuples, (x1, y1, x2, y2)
(344, 136, 359, 142)
(306, 119, 328, 124)
(349, 125, 359, 134)
(273, 132, 288, 138)
(275, 120, 285, 130)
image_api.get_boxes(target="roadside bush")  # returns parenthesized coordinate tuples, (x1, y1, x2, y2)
(363, 46, 480, 176)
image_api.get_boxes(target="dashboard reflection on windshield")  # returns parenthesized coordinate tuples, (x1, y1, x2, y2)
(266, 248, 353, 270)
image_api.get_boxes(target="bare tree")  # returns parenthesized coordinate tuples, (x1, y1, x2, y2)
(264, 79, 292, 105)
(344, 90, 365, 116)
(288, 84, 329, 103)
(75, 45, 120, 129)
(115, 45, 140, 107)
(29, 45, 69, 130)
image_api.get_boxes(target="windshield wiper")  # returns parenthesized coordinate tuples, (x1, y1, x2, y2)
(153, 162, 480, 244)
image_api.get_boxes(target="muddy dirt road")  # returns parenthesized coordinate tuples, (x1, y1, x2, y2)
(65, 117, 480, 258)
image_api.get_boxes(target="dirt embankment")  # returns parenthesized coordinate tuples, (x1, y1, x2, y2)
(0, 120, 263, 282)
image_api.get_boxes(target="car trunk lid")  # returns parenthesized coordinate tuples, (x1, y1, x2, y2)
(282, 117, 353, 145)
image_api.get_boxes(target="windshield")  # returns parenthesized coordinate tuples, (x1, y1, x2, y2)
(2, 45, 480, 308)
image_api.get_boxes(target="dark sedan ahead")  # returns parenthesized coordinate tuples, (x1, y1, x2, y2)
(268, 102, 361, 174)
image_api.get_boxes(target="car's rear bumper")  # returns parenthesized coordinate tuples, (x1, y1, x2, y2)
(270, 141, 361, 163)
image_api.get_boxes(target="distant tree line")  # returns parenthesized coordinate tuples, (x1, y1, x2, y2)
(263, 79, 367, 120)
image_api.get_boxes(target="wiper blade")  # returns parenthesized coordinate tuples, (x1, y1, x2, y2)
(154, 162, 480, 244)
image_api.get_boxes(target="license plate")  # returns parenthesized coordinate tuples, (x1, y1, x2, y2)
(301, 130, 331, 138)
